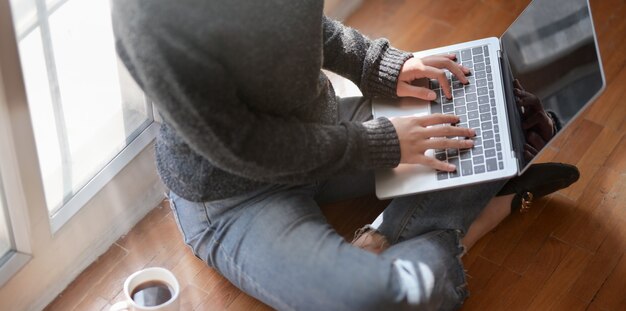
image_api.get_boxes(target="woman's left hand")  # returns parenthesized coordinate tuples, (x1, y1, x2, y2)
(396, 54, 471, 101)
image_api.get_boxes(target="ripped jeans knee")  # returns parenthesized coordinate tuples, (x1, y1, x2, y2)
(387, 229, 468, 311)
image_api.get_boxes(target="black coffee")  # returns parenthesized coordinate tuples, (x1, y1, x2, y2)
(130, 280, 173, 307)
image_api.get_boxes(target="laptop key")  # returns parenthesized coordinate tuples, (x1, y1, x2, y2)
(466, 93, 477, 102)
(461, 49, 472, 60)
(449, 158, 460, 177)
(454, 98, 465, 107)
(473, 54, 484, 63)
(479, 96, 490, 105)
(472, 146, 483, 155)
(487, 73, 492, 81)
(435, 152, 446, 161)
(475, 71, 486, 79)
(443, 104, 454, 113)
(483, 130, 494, 139)
(455, 106, 467, 115)
(488, 82, 494, 89)
(493, 116, 498, 124)
(469, 119, 480, 128)
(467, 102, 478, 111)
(485, 148, 496, 158)
(486, 66, 492, 73)
(486, 57, 491, 65)
(460, 150, 471, 160)
(474, 165, 486, 174)
(437, 171, 449, 180)
(484, 139, 495, 149)
(453, 89, 464, 98)
(474, 63, 485, 71)
(486, 159, 498, 171)
(490, 99, 496, 106)
(462, 61, 473, 68)
(461, 160, 473, 176)
(477, 87, 488, 96)
(472, 46, 483, 55)
(480, 113, 491, 122)
(477, 79, 487, 87)
(430, 79, 440, 89)
(499, 162, 504, 170)
(496, 134, 500, 142)
(447, 149, 458, 157)
(483, 46, 489, 56)
(481, 121, 493, 130)
(473, 155, 485, 164)
(464, 84, 476, 93)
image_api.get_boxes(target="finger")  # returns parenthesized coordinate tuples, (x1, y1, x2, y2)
(424, 137, 475, 150)
(527, 131, 546, 150)
(420, 66, 452, 99)
(415, 113, 460, 126)
(514, 79, 524, 90)
(423, 125, 475, 138)
(423, 57, 469, 85)
(525, 143, 539, 155)
(397, 82, 437, 100)
(420, 155, 457, 172)
(521, 112, 544, 129)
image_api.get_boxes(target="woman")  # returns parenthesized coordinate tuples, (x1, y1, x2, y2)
(112, 1, 577, 309)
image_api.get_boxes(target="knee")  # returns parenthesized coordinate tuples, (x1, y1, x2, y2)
(385, 257, 467, 310)
(375, 230, 469, 310)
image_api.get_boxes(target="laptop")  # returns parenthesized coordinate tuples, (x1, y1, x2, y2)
(372, 0, 605, 199)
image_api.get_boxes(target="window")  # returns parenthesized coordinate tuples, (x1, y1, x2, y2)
(0, 167, 31, 288)
(0, 176, 10, 260)
(9, 0, 158, 231)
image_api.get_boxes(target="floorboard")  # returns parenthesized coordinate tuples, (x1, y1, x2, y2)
(45, 0, 626, 310)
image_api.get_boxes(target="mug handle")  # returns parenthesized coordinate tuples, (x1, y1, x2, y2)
(110, 301, 131, 311)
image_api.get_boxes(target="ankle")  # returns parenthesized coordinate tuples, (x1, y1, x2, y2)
(351, 226, 389, 254)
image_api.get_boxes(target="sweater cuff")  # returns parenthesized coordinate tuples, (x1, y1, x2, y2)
(362, 117, 401, 168)
(363, 46, 414, 98)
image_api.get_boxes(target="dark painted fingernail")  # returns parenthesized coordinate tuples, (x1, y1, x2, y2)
(465, 71, 472, 76)
(463, 81, 470, 85)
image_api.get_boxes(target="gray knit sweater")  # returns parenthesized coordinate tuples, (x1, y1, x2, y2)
(112, 0, 413, 202)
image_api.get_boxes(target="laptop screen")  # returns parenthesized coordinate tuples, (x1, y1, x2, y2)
(500, 0, 605, 166)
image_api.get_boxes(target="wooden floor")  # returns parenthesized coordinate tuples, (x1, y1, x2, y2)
(45, 0, 626, 310)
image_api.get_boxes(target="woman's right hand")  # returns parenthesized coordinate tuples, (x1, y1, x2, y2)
(389, 113, 475, 172)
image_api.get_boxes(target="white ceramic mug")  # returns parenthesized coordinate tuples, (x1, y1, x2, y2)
(110, 267, 180, 311)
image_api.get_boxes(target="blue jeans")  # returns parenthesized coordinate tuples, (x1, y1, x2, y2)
(168, 98, 505, 310)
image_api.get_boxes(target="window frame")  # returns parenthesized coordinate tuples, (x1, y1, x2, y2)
(8, 0, 159, 232)
(0, 0, 158, 285)
(0, 14, 33, 283)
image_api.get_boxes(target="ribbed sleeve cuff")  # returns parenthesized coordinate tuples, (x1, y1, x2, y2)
(362, 117, 401, 168)
(363, 45, 414, 98)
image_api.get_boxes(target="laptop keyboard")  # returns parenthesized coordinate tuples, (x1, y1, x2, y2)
(429, 45, 505, 180)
